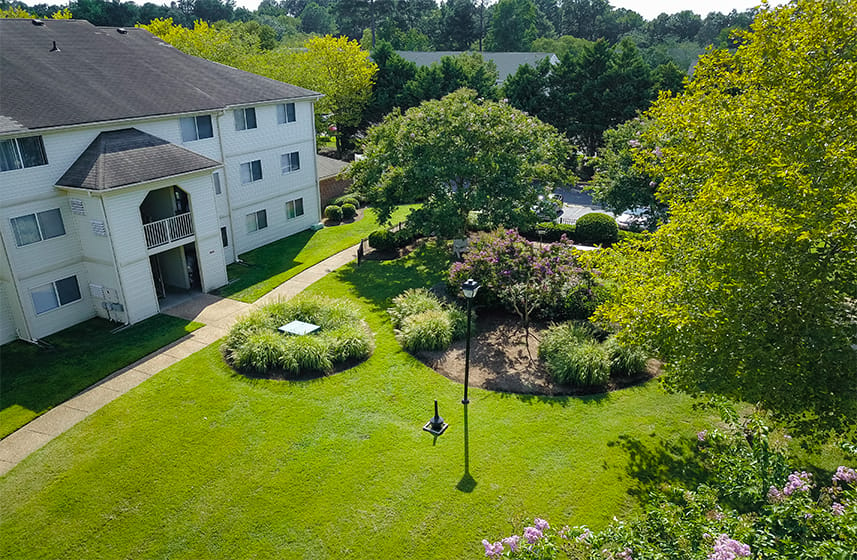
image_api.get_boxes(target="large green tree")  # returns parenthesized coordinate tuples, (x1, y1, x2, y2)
(595, 0, 857, 433)
(348, 89, 573, 238)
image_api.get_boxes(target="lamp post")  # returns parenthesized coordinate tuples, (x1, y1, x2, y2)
(461, 278, 480, 404)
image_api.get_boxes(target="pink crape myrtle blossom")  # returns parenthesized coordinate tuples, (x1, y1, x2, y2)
(708, 534, 751, 560)
(523, 526, 543, 544)
(833, 466, 857, 484)
(481, 539, 504, 558)
(783, 471, 813, 495)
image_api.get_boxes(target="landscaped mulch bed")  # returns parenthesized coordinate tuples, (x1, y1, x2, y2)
(416, 309, 657, 397)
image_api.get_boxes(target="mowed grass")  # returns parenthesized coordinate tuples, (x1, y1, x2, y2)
(218, 205, 417, 302)
(0, 315, 202, 438)
(0, 243, 714, 559)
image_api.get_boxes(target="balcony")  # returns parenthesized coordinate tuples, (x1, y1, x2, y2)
(143, 212, 194, 249)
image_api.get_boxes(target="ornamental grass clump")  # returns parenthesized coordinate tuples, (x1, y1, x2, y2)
(604, 335, 649, 377)
(538, 323, 610, 386)
(389, 288, 467, 352)
(223, 296, 372, 376)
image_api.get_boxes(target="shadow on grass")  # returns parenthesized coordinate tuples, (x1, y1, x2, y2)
(334, 241, 453, 314)
(216, 230, 314, 299)
(0, 315, 200, 437)
(608, 433, 707, 499)
(456, 402, 477, 492)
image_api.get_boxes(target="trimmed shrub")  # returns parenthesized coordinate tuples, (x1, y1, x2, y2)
(604, 335, 648, 376)
(520, 221, 576, 243)
(538, 323, 610, 386)
(368, 229, 396, 251)
(341, 203, 357, 220)
(393, 227, 415, 248)
(324, 204, 343, 222)
(223, 296, 372, 376)
(333, 195, 360, 208)
(574, 212, 619, 245)
(399, 309, 454, 352)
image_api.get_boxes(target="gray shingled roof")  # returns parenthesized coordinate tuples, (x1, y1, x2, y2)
(395, 51, 559, 84)
(57, 128, 220, 190)
(316, 154, 349, 180)
(0, 19, 321, 134)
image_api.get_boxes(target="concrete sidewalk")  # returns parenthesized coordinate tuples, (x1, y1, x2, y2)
(0, 243, 360, 476)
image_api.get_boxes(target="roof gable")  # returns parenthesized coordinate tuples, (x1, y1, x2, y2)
(0, 19, 320, 133)
(57, 128, 220, 190)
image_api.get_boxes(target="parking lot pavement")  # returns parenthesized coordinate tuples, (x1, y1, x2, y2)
(552, 186, 616, 225)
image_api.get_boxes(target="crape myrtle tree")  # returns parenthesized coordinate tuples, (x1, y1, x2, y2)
(589, 117, 667, 224)
(348, 89, 573, 238)
(595, 0, 857, 435)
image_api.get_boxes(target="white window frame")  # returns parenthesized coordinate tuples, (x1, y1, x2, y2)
(246, 209, 268, 233)
(180, 115, 214, 142)
(234, 107, 257, 131)
(277, 103, 297, 124)
(0, 135, 48, 172)
(10, 208, 66, 247)
(240, 160, 263, 184)
(286, 198, 304, 220)
(31, 275, 82, 315)
(280, 151, 300, 174)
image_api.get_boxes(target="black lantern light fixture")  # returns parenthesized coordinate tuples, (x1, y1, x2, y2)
(461, 278, 480, 404)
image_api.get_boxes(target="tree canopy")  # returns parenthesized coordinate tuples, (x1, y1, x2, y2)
(348, 89, 573, 238)
(595, 0, 857, 434)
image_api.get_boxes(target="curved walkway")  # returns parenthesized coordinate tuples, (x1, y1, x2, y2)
(0, 244, 361, 476)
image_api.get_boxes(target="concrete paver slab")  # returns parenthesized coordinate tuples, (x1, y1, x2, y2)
(64, 385, 122, 413)
(23, 406, 90, 437)
(99, 369, 150, 393)
(162, 338, 208, 361)
(0, 429, 54, 468)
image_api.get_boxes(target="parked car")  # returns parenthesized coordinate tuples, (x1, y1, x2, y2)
(616, 207, 650, 230)
(534, 194, 564, 221)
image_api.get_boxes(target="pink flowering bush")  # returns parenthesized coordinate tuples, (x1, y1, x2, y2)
(448, 228, 603, 322)
(480, 414, 856, 559)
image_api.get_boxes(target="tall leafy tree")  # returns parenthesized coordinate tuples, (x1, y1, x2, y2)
(502, 56, 552, 117)
(559, 0, 610, 41)
(595, 0, 857, 433)
(364, 40, 417, 123)
(349, 89, 573, 237)
(299, 1, 336, 33)
(484, 0, 551, 52)
(438, 0, 477, 50)
(589, 117, 665, 222)
(285, 35, 378, 153)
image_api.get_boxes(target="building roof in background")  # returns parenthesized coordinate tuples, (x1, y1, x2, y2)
(395, 51, 559, 84)
(57, 128, 220, 190)
(316, 154, 350, 181)
(0, 19, 321, 134)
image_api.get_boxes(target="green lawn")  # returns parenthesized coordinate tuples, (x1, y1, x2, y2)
(0, 243, 718, 559)
(0, 315, 202, 438)
(217, 205, 417, 303)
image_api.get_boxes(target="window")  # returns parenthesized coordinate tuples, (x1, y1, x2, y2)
(10, 208, 65, 247)
(213, 171, 222, 195)
(246, 209, 267, 232)
(286, 198, 304, 220)
(221, 226, 229, 247)
(0, 135, 48, 171)
(31, 275, 81, 314)
(281, 151, 300, 174)
(234, 107, 257, 131)
(180, 115, 213, 142)
(277, 103, 296, 124)
(240, 160, 263, 184)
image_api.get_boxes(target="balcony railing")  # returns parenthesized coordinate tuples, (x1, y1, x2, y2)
(143, 212, 194, 249)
